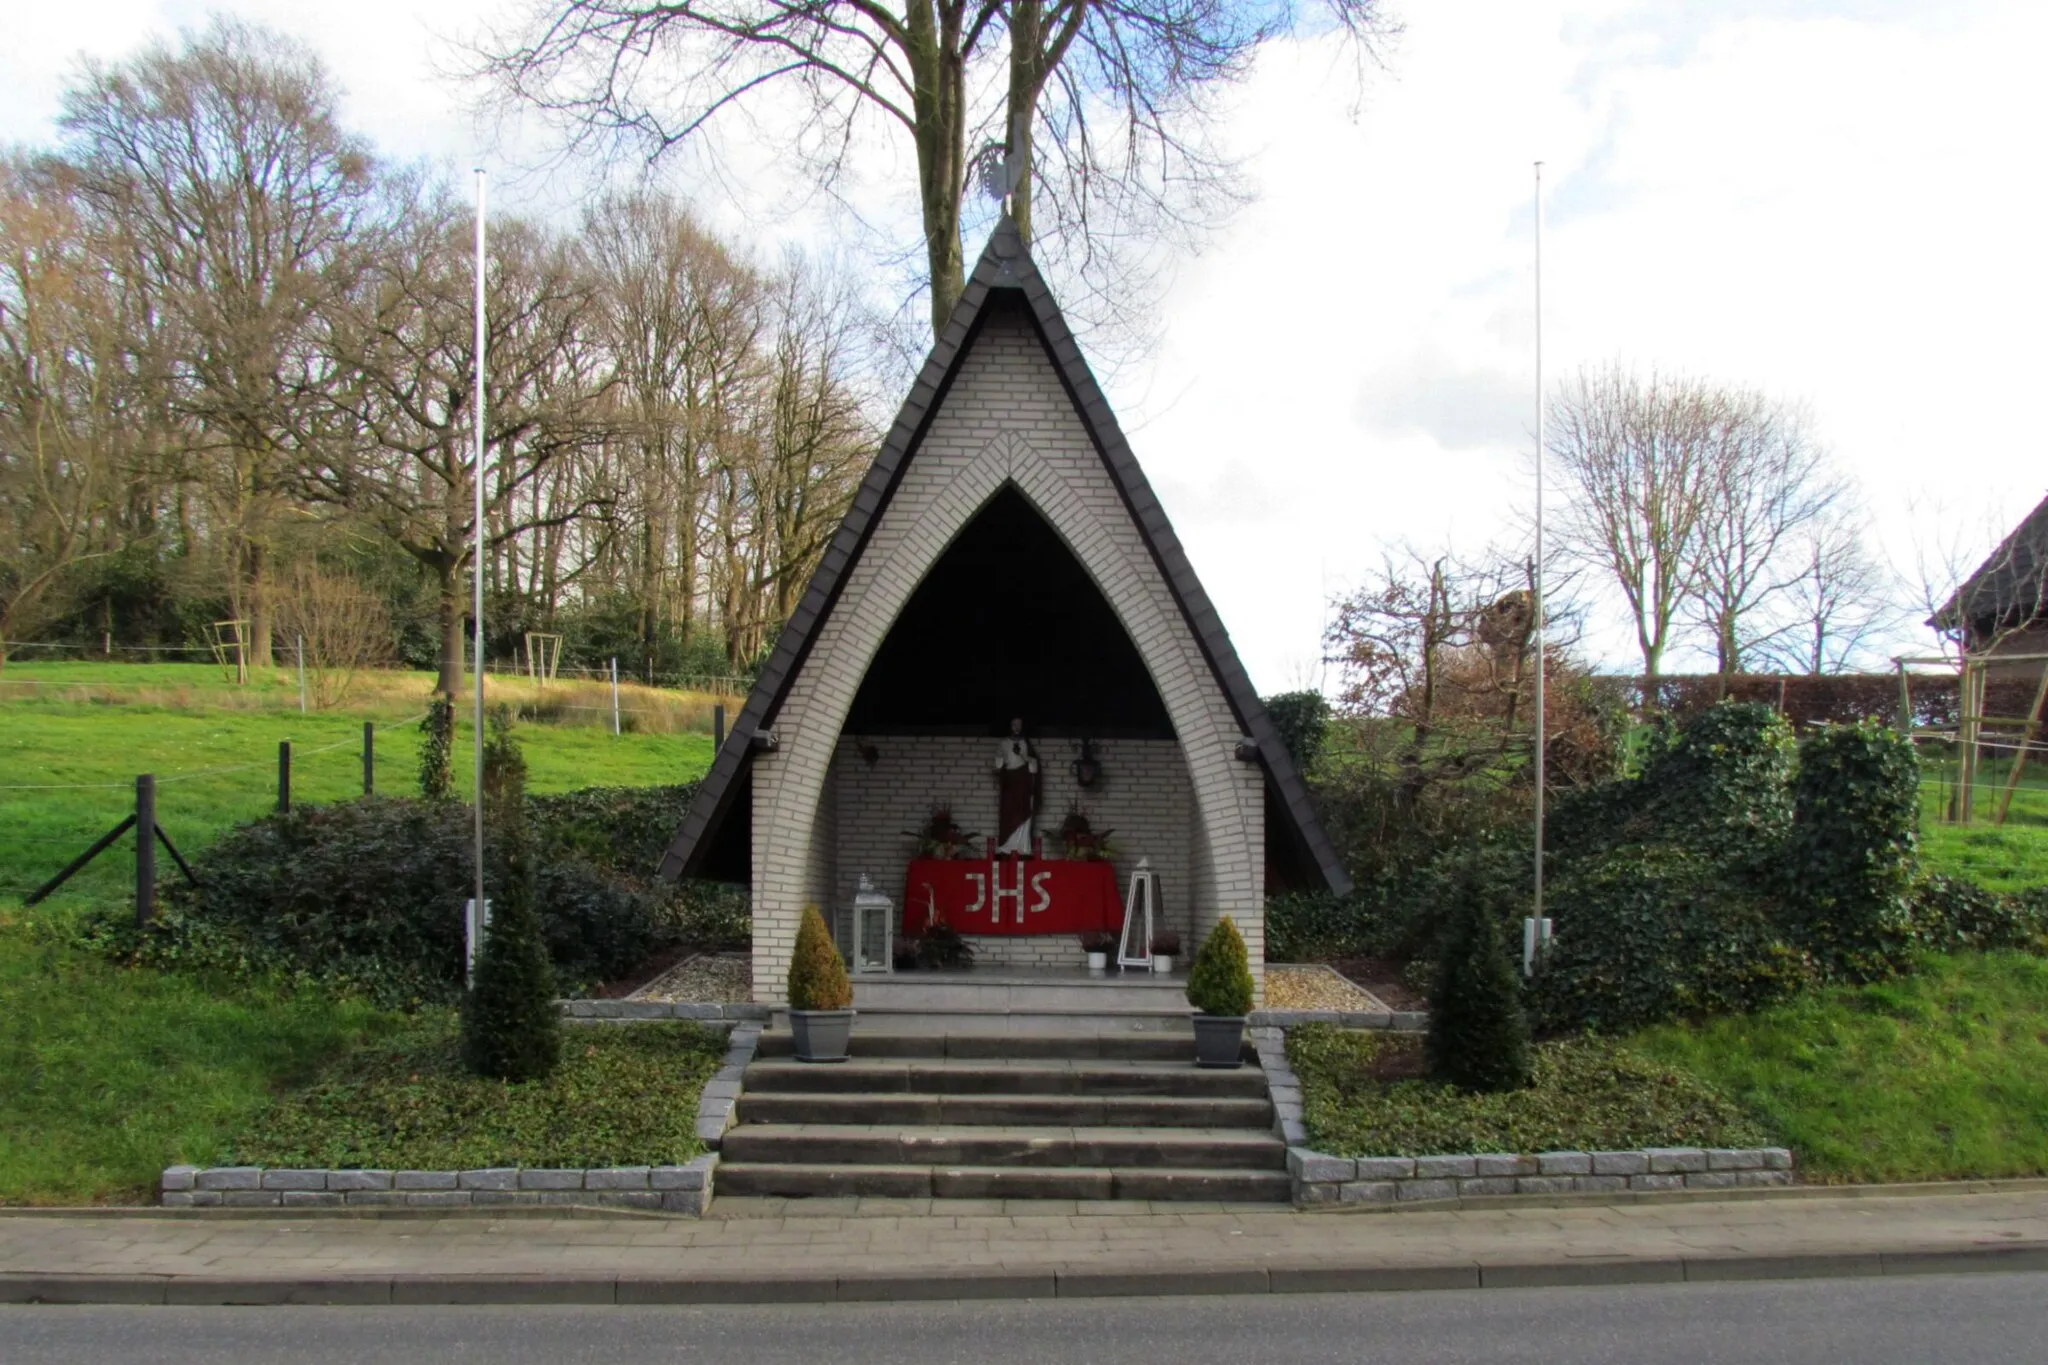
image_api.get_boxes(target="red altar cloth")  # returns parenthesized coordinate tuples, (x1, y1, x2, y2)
(901, 858, 1121, 936)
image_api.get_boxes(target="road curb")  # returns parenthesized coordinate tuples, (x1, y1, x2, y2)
(6, 1244, 2047, 1306)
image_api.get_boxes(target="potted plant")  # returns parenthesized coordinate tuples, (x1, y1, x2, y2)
(892, 934, 924, 972)
(905, 804, 978, 860)
(787, 905, 854, 1062)
(1184, 917, 1254, 1068)
(1149, 930, 1180, 974)
(1079, 931, 1115, 973)
(913, 921, 975, 970)
(1057, 804, 1116, 861)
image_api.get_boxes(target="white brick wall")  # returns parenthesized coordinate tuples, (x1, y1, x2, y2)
(829, 735, 1194, 967)
(750, 305, 1265, 1001)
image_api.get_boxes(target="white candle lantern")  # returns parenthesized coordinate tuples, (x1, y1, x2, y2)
(851, 873, 895, 975)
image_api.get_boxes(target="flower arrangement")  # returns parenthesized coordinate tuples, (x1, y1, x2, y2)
(906, 804, 978, 860)
(1057, 803, 1116, 861)
(1078, 931, 1117, 955)
(1150, 930, 1181, 958)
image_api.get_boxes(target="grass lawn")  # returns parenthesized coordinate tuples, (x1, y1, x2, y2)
(0, 911, 401, 1204)
(1, 663, 717, 911)
(226, 1017, 724, 1170)
(1286, 1025, 1769, 1158)
(1632, 952, 2048, 1184)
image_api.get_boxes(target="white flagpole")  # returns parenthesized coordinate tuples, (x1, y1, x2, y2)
(472, 167, 488, 949)
(1532, 160, 1547, 931)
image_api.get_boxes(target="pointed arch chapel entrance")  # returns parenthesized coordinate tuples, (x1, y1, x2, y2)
(659, 221, 1349, 1002)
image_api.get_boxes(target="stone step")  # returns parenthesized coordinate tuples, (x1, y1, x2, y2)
(769, 1006, 1195, 1034)
(741, 1057, 1270, 1099)
(733, 1091, 1274, 1130)
(712, 1162, 1293, 1203)
(851, 975, 1188, 1015)
(752, 1031, 1197, 1062)
(720, 1124, 1286, 1171)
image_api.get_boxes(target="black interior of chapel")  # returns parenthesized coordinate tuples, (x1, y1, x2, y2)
(842, 486, 1176, 739)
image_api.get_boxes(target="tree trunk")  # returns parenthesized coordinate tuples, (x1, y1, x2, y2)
(1006, 0, 1042, 242)
(908, 2, 968, 336)
(436, 556, 465, 700)
(245, 538, 272, 665)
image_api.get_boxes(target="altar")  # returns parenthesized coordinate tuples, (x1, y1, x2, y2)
(902, 857, 1121, 937)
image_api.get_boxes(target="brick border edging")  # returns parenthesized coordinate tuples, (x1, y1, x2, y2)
(558, 1000, 770, 1020)
(1287, 1146, 1795, 1205)
(157, 1022, 762, 1214)
(159, 1158, 717, 1214)
(1249, 1023, 1795, 1206)
(1248, 1009, 1429, 1031)
(9, 1244, 2047, 1305)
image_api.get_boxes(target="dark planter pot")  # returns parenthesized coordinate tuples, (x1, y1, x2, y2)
(789, 1008, 855, 1063)
(1191, 1013, 1247, 1069)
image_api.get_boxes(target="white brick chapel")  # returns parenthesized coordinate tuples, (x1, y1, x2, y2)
(659, 219, 1348, 1004)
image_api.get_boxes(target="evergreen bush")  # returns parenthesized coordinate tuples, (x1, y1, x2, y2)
(1186, 916, 1255, 1017)
(418, 697, 454, 800)
(460, 714, 562, 1081)
(1782, 721, 1920, 978)
(1262, 691, 1331, 774)
(1427, 899, 1532, 1093)
(1913, 874, 2048, 954)
(787, 905, 852, 1010)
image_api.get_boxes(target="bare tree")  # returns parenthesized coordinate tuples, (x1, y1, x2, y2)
(1548, 364, 1724, 690)
(474, 0, 1388, 339)
(277, 564, 392, 707)
(0, 156, 130, 667)
(317, 189, 607, 697)
(61, 18, 378, 665)
(1685, 390, 1840, 673)
(1758, 506, 1897, 675)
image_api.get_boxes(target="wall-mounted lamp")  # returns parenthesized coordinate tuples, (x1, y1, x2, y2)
(1072, 737, 1102, 789)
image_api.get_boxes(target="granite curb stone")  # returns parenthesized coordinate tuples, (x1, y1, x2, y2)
(1289, 1144, 1795, 1206)
(162, 1160, 722, 1215)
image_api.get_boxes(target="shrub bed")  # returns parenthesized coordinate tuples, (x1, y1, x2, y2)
(1287, 1023, 1768, 1158)
(226, 1015, 724, 1170)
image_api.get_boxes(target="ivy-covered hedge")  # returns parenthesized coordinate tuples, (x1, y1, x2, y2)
(87, 785, 733, 1008)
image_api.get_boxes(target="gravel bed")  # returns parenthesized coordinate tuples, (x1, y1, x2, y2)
(630, 952, 753, 1003)
(1266, 963, 1390, 1012)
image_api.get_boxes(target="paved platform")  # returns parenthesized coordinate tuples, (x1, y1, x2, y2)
(4, 1186, 2048, 1304)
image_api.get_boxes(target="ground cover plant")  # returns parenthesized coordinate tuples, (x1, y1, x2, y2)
(1631, 952, 2048, 1185)
(226, 1015, 724, 1170)
(1287, 1023, 1768, 1158)
(0, 912, 399, 1204)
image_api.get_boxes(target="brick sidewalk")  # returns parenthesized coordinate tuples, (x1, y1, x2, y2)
(5, 1187, 2047, 1304)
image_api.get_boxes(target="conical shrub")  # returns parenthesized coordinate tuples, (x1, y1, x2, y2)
(1427, 901, 1532, 1093)
(1185, 916, 1255, 1017)
(787, 905, 852, 1010)
(418, 697, 454, 800)
(461, 712, 560, 1081)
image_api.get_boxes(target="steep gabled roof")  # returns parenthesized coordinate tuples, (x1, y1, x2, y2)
(1936, 491, 2048, 640)
(658, 217, 1350, 895)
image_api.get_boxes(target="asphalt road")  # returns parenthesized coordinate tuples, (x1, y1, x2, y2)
(3, 1273, 2044, 1364)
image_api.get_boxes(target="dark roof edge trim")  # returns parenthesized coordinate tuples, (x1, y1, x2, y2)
(660, 219, 1351, 897)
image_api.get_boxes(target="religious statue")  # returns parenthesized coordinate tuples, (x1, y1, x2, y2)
(993, 716, 1040, 856)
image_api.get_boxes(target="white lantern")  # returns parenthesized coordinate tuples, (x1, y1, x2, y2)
(851, 873, 895, 975)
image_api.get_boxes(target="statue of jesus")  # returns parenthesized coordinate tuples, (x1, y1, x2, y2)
(993, 717, 1039, 857)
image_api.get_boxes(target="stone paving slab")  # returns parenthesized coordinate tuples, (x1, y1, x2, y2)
(4, 1187, 2048, 1304)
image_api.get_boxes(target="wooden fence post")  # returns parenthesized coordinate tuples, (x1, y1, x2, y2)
(136, 773, 156, 927)
(363, 722, 375, 796)
(278, 740, 292, 814)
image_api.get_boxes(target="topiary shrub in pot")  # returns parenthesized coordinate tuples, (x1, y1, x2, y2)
(787, 904, 855, 1062)
(1185, 916, 1255, 1068)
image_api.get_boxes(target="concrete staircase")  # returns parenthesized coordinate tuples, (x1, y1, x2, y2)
(722, 979, 1290, 1203)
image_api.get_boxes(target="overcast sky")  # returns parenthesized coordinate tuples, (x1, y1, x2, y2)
(7, 0, 2043, 691)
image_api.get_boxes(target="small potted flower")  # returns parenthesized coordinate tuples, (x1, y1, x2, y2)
(1057, 804, 1116, 861)
(1184, 916, 1254, 1068)
(787, 905, 854, 1062)
(1149, 930, 1180, 974)
(892, 934, 924, 972)
(1079, 931, 1115, 973)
